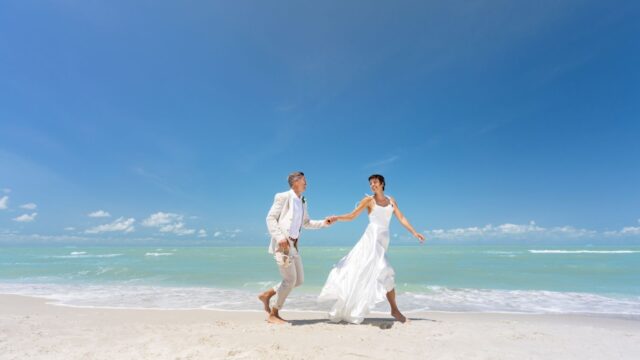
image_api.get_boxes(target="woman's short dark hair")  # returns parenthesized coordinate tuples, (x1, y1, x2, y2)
(368, 174, 385, 190)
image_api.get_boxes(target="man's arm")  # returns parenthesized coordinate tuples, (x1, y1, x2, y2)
(302, 203, 329, 229)
(266, 193, 287, 242)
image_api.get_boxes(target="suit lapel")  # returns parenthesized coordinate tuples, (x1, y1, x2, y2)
(300, 201, 306, 232)
(288, 190, 295, 220)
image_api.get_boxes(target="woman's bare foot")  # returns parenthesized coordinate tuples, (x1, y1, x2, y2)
(258, 290, 275, 313)
(391, 309, 407, 323)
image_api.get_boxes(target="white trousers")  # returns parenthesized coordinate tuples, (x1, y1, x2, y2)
(272, 242, 304, 310)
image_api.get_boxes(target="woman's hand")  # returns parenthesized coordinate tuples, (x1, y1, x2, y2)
(414, 232, 426, 243)
(324, 216, 337, 226)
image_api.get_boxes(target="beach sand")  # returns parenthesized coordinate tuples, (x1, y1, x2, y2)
(1, 294, 639, 359)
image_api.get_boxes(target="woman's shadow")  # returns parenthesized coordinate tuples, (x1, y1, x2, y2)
(289, 317, 437, 329)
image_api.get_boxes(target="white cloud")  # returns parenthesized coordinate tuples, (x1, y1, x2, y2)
(364, 155, 399, 169)
(212, 229, 242, 239)
(0, 196, 8, 210)
(88, 210, 111, 218)
(604, 227, 640, 237)
(2, 188, 10, 194)
(142, 212, 180, 227)
(0, 232, 166, 245)
(547, 226, 597, 238)
(159, 222, 195, 236)
(197, 229, 207, 238)
(601, 219, 640, 237)
(228, 229, 242, 238)
(64, 227, 76, 231)
(20, 203, 37, 210)
(13, 212, 37, 222)
(620, 226, 640, 235)
(143, 212, 196, 236)
(86, 217, 135, 234)
(0, 233, 90, 243)
(424, 221, 597, 240)
(494, 221, 545, 234)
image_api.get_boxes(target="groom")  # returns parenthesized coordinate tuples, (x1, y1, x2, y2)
(258, 171, 332, 324)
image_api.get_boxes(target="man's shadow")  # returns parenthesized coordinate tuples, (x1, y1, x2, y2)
(289, 317, 437, 329)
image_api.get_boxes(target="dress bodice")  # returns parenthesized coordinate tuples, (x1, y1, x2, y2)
(368, 196, 394, 229)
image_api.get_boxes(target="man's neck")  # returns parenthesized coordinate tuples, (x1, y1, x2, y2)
(292, 189, 302, 198)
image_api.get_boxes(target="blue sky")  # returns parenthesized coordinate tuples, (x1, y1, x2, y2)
(1, 0, 639, 245)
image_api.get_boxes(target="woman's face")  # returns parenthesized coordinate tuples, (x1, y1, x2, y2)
(369, 178, 384, 193)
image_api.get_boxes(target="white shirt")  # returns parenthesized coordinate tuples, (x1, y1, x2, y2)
(289, 191, 303, 239)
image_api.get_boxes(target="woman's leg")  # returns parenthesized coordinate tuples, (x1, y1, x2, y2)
(386, 289, 407, 323)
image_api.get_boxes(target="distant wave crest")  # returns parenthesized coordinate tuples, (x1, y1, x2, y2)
(528, 250, 639, 254)
(51, 252, 123, 259)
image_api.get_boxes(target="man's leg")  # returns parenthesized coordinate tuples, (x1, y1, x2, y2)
(258, 288, 276, 313)
(293, 254, 304, 288)
(268, 254, 297, 324)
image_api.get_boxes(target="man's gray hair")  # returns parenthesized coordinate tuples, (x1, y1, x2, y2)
(287, 171, 305, 187)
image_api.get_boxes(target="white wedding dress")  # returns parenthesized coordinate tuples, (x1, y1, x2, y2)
(318, 196, 396, 324)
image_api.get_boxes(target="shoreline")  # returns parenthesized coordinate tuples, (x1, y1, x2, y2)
(2, 294, 640, 359)
(9, 292, 640, 322)
(1, 280, 639, 320)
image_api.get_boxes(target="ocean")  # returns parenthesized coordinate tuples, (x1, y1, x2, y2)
(1, 245, 639, 318)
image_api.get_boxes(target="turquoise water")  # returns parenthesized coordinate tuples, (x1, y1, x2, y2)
(1, 245, 639, 316)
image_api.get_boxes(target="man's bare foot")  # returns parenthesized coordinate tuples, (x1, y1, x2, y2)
(258, 291, 274, 313)
(267, 313, 288, 324)
(391, 309, 407, 323)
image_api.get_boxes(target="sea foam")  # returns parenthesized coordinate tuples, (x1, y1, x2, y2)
(0, 282, 638, 318)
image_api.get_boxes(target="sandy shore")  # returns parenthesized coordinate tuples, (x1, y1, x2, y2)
(1, 294, 639, 359)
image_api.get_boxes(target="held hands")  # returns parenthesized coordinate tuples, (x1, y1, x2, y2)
(324, 215, 339, 226)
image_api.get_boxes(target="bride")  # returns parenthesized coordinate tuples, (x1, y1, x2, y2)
(319, 174, 425, 324)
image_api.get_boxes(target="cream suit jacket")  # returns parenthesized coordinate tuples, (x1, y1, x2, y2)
(266, 189, 326, 254)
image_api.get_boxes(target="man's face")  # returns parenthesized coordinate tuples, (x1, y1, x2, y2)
(292, 176, 307, 194)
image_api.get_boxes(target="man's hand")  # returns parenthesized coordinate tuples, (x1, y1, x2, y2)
(414, 232, 426, 243)
(278, 239, 290, 253)
(324, 216, 338, 225)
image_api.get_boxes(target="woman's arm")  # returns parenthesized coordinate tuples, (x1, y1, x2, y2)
(302, 202, 331, 229)
(330, 196, 373, 223)
(390, 197, 426, 242)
